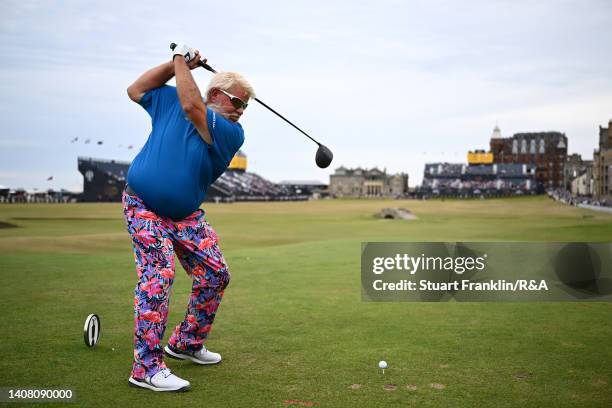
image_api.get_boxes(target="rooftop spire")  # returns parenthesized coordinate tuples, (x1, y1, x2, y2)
(490, 122, 502, 139)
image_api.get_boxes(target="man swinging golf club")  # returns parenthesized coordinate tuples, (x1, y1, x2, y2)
(124, 43, 254, 392)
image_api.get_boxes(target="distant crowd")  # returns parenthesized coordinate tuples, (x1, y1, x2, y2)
(548, 189, 611, 208)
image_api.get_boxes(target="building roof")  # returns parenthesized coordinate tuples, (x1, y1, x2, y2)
(333, 166, 389, 176)
(278, 180, 326, 185)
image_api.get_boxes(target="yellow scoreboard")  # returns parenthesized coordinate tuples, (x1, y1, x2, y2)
(228, 152, 247, 171)
(467, 150, 493, 164)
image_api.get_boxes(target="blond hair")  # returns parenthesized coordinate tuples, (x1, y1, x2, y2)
(205, 72, 255, 102)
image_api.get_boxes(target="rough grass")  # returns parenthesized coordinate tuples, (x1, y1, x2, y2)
(0, 196, 611, 407)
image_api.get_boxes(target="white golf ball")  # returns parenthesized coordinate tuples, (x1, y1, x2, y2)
(379, 360, 388, 369)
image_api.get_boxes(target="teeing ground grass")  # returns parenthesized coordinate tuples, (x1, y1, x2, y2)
(0, 196, 611, 407)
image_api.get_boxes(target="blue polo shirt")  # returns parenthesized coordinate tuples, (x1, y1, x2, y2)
(127, 85, 244, 220)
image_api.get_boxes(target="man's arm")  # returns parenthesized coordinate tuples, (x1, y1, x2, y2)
(127, 61, 175, 103)
(174, 55, 212, 145)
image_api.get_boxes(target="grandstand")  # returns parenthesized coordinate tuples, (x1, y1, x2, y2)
(78, 153, 315, 203)
(78, 157, 129, 202)
(278, 180, 328, 199)
(206, 150, 301, 202)
(420, 162, 537, 197)
(207, 170, 299, 202)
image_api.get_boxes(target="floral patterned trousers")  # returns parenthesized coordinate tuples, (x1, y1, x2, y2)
(122, 190, 230, 380)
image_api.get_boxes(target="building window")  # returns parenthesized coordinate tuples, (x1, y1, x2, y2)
(512, 140, 518, 154)
(539, 139, 545, 154)
(521, 139, 527, 154)
(530, 139, 536, 154)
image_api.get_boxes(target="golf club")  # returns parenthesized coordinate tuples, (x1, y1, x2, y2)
(170, 43, 333, 168)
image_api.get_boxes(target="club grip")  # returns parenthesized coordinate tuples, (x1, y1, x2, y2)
(169, 42, 217, 73)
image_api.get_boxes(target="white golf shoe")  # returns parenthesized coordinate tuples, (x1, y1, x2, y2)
(128, 368, 190, 392)
(165, 344, 222, 365)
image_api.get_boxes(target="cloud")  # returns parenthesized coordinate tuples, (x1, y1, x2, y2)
(0, 0, 611, 190)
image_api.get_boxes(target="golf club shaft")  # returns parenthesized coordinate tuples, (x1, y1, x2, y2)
(170, 43, 322, 147)
(250, 96, 321, 146)
(196, 59, 321, 146)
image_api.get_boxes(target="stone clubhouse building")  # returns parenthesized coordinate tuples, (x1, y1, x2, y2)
(328, 167, 409, 198)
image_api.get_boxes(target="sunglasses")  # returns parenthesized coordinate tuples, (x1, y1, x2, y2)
(219, 89, 249, 110)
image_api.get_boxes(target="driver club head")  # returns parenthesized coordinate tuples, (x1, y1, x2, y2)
(315, 144, 333, 168)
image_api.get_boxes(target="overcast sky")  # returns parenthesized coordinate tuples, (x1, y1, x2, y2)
(1, 0, 611, 191)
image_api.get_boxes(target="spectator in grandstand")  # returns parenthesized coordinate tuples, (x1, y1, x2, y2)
(123, 44, 255, 392)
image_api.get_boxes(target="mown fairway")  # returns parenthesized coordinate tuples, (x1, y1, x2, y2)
(1, 196, 611, 407)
